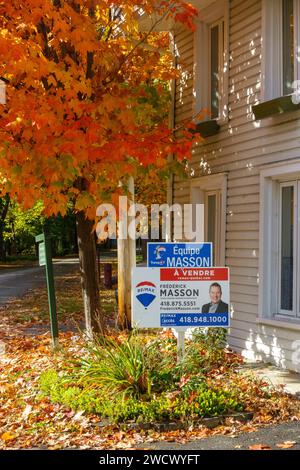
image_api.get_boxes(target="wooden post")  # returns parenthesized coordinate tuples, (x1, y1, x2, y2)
(118, 177, 136, 329)
(177, 331, 185, 363)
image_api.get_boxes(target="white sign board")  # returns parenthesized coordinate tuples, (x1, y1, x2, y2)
(132, 267, 230, 329)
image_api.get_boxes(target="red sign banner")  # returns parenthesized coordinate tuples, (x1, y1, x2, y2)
(160, 268, 229, 282)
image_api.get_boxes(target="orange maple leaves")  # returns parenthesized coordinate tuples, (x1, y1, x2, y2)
(0, 0, 199, 216)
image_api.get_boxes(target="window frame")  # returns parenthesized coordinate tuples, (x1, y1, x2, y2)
(209, 19, 225, 120)
(262, 0, 300, 101)
(204, 190, 222, 264)
(193, 0, 229, 124)
(259, 161, 300, 325)
(277, 181, 297, 316)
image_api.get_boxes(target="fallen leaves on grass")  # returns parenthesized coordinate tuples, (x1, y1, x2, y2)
(1, 329, 300, 450)
(1, 274, 300, 449)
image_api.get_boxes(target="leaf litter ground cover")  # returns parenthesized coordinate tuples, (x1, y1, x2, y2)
(1, 270, 300, 449)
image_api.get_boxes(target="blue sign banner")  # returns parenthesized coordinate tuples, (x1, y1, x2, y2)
(147, 242, 213, 268)
(160, 313, 229, 328)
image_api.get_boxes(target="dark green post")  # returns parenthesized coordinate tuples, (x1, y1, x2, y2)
(35, 229, 58, 348)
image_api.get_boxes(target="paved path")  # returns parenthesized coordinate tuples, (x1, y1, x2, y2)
(0, 258, 79, 306)
(143, 421, 300, 450)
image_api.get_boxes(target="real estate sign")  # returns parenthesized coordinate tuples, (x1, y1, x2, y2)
(147, 242, 213, 268)
(132, 267, 230, 329)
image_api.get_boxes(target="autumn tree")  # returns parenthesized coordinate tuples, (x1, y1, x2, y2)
(0, 0, 199, 336)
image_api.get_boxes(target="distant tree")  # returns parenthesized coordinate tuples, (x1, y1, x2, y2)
(4, 201, 44, 256)
(48, 208, 77, 256)
(4, 201, 77, 256)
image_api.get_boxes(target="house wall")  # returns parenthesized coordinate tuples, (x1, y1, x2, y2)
(172, 0, 300, 372)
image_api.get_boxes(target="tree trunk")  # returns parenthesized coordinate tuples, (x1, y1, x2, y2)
(76, 210, 103, 337)
(0, 229, 5, 262)
(0, 194, 10, 262)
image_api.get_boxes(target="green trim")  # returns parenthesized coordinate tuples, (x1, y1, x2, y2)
(194, 119, 220, 137)
(252, 95, 300, 120)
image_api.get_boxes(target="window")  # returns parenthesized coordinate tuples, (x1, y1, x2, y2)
(279, 182, 295, 314)
(205, 191, 222, 264)
(210, 20, 225, 119)
(193, 1, 228, 122)
(259, 162, 300, 323)
(262, 0, 300, 101)
(190, 174, 227, 266)
(282, 0, 294, 95)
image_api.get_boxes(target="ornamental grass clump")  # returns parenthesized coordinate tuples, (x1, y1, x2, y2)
(78, 335, 151, 399)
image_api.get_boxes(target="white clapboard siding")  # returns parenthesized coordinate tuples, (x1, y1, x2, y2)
(227, 248, 258, 258)
(230, 275, 259, 286)
(227, 212, 259, 222)
(230, 283, 258, 295)
(227, 240, 259, 249)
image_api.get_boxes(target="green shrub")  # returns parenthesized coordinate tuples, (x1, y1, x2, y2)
(39, 369, 244, 424)
(176, 386, 244, 418)
(39, 369, 105, 414)
(39, 369, 59, 393)
(181, 328, 228, 374)
(144, 336, 179, 392)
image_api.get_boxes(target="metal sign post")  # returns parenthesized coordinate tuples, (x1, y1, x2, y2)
(35, 231, 59, 348)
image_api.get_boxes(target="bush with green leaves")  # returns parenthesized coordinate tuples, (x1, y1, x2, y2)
(49, 330, 233, 400)
(177, 328, 233, 375)
(39, 369, 244, 423)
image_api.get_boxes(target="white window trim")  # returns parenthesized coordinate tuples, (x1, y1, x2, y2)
(262, 0, 300, 101)
(193, 0, 229, 124)
(190, 173, 227, 266)
(205, 190, 223, 264)
(259, 159, 300, 327)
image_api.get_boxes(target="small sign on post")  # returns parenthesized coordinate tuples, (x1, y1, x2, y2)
(38, 242, 46, 267)
(35, 231, 58, 348)
(147, 242, 213, 268)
